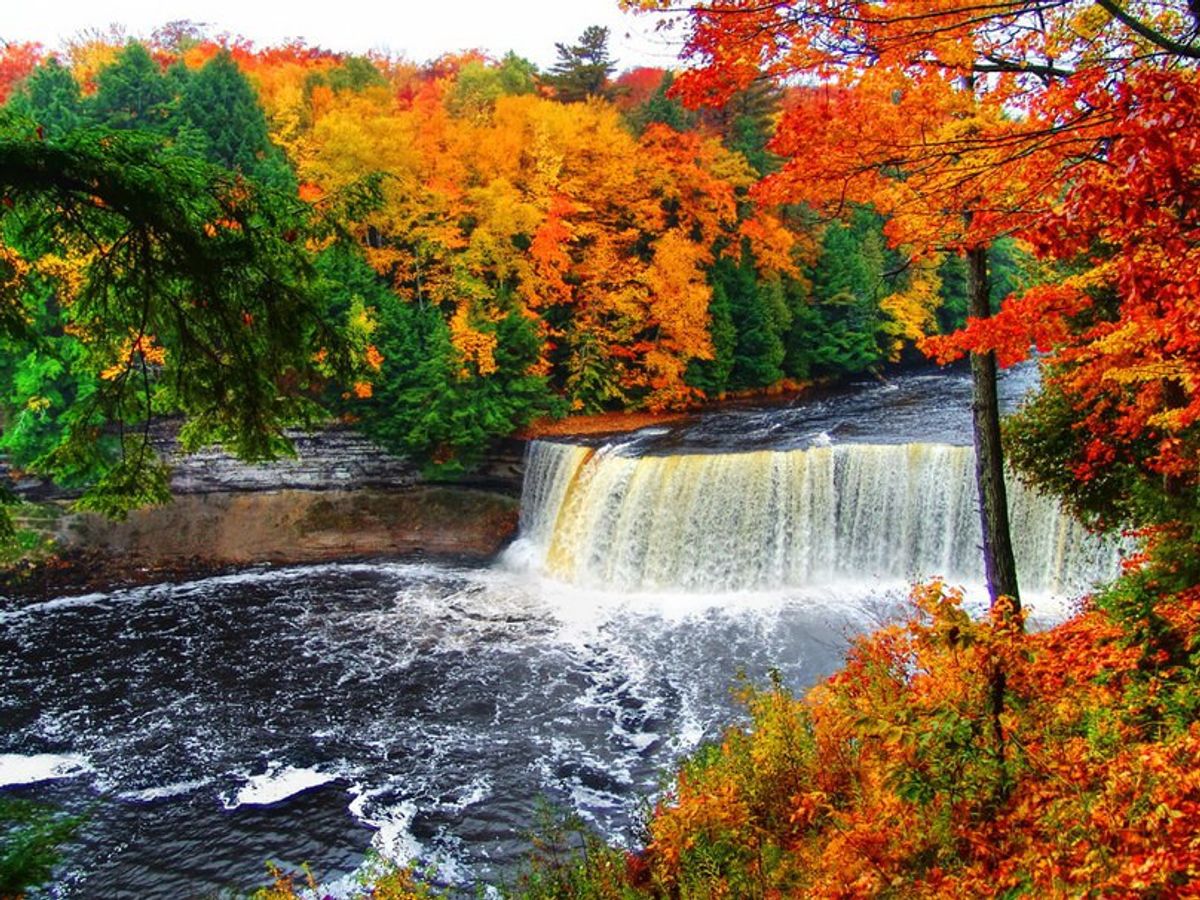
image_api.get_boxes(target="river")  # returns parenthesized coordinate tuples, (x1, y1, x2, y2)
(0, 364, 1121, 896)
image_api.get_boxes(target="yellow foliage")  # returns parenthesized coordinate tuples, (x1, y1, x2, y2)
(99, 332, 167, 381)
(449, 303, 498, 376)
(880, 255, 943, 358)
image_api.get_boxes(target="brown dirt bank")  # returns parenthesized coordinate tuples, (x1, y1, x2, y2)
(518, 381, 809, 439)
(1, 486, 519, 601)
(518, 410, 692, 438)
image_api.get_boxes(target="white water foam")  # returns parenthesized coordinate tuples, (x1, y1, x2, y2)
(0, 752, 92, 787)
(222, 764, 338, 808)
(0, 593, 110, 625)
(119, 778, 213, 802)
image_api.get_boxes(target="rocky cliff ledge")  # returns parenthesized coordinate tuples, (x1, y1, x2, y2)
(1, 427, 528, 597)
(60, 487, 519, 564)
(2, 424, 527, 499)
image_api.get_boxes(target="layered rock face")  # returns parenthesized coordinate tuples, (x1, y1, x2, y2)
(2, 424, 526, 498)
(2, 425, 526, 573)
(59, 487, 520, 564)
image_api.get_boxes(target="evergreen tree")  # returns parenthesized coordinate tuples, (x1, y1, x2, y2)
(685, 272, 736, 395)
(700, 79, 783, 175)
(936, 237, 1029, 334)
(548, 26, 615, 102)
(0, 118, 361, 518)
(6, 59, 82, 138)
(563, 325, 628, 412)
(319, 248, 558, 475)
(89, 42, 173, 131)
(717, 255, 787, 390)
(626, 71, 696, 136)
(937, 252, 969, 333)
(810, 219, 875, 304)
(178, 50, 292, 188)
(785, 212, 888, 378)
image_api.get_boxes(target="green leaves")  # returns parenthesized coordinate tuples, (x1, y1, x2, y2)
(0, 798, 84, 898)
(334, 243, 559, 476)
(0, 114, 359, 525)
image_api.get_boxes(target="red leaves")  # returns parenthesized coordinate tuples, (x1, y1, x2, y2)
(0, 42, 42, 105)
(1017, 69, 1200, 486)
(922, 283, 1091, 367)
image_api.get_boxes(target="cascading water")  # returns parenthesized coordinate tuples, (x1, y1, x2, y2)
(511, 439, 1120, 596)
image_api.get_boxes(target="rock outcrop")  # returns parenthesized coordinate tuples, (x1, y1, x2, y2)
(55, 487, 520, 565)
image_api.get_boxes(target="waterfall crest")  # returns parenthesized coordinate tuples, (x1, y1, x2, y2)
(513, 439, 1121, 594)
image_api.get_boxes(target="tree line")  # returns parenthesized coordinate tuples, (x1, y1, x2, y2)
(0, 25, 1013, 518)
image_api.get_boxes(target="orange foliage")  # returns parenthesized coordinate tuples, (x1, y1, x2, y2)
(0, 42, 42, 104)
(624, 0, 1200, 500)
(928, 69, 1200, 485)
(17, 34, 815, 411)
(99, 332, 167, 381)
(639, 583, 1200, 896)
(294, 79, 787, 407)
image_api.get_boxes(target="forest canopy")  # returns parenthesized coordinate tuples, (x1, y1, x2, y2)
(0, 26, 1011, 519)
(3, 6, 1200, 897)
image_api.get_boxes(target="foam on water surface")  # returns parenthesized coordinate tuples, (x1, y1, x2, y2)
(0, 752, 92, 787)
(223, 765, 340, 808)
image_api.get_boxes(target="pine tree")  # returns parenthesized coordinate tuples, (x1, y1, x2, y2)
(177, 50, 291, 187)
(89, 43, 173, 131)
(785, 212, 888, 378)
(685, 272, 736, 395)
(6, 59, 82, 138)
(548, 26, 615, 103)
(319, 248, 557, 476)
(700, 79, 782, 175)
(718, 255, 787, 389)
(0, 120, 362, 517)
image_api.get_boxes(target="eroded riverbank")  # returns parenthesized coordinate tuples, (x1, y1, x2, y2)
(1, 487, 519, 602)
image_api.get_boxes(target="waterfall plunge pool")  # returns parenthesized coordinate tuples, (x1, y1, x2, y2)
(1, 562, 916, 896)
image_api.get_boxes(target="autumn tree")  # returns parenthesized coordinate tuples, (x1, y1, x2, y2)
(0, 43, 41, 106)
(948, 67, 1200, 607)
(626, 0, 1200, 607)
(445, 53, 537, 122)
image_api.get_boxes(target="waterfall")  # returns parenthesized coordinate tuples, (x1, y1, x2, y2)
(512, 439, 1121, 595)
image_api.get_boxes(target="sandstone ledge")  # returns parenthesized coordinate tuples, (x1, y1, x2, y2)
(59, 487, 520, 565)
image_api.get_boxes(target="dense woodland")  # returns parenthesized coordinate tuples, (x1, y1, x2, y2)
(2, 0, 1200, 896)
(0, 24, 1019, 503)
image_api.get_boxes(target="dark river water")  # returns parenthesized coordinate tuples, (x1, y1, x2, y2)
(585, 360, 1040, 455)
(0, 362, 1071, 897)
(1, 563, 894, 897)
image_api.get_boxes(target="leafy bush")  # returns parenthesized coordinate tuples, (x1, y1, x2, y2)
(0, 798, 83, 898)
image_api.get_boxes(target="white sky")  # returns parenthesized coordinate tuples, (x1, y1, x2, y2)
(0, 1, 685, 71)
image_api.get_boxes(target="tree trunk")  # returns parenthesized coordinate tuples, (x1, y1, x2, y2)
(966, 244, 1021, 611)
